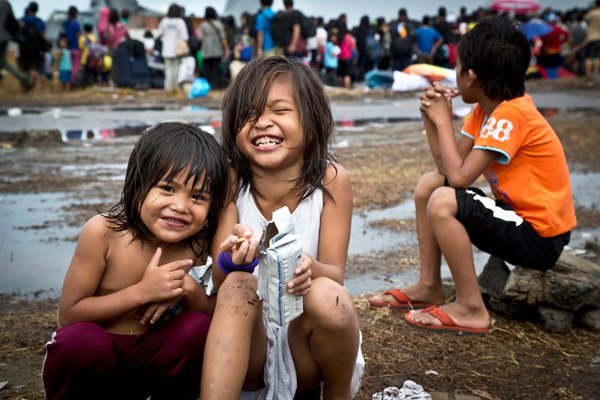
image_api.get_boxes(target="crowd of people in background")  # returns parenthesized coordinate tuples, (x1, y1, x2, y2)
(1, 0, 600, 93)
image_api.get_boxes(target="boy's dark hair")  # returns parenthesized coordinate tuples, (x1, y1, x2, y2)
(83, 23, 93, 33)
(221, 55, 337, 201)
(104, 122, 230, 259)
(260, 0, 273, 7)
(457, 16, 530, 100)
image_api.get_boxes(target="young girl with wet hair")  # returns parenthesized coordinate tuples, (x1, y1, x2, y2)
(43, 122, 230, 399)
(201, 55, 364, 400)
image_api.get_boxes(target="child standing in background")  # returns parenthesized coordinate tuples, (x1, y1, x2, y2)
(43, 122, 231, 399)
(77, 23, 100, 87)
(201, 55, 363, 400)
(56, 34, 72, 91)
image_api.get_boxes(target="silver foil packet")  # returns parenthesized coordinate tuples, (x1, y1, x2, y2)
(258, 206, 304, 326)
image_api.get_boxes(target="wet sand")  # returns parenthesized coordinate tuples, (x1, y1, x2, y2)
(0, 78, 599, 399)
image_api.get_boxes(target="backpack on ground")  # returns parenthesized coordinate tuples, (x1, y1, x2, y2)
(112, 40, 151, 89)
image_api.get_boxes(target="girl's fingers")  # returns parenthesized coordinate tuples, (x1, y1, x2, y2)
(219, 234, 240, 252)
(140, 303, 159, 324)
(149, 303, 172, 325)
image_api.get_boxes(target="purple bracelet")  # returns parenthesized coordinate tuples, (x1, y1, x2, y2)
(217, 252, 259, 275)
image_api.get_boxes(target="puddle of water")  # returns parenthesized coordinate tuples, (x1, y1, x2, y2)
(1, 170, 598, 297)
(336, 116, 421, 127)
(60, 126, 149, 141)
(0, 193, 78, 296)
(60, 163, 127, 179)
(346, 198, 493, 295)
(569, 170, 600, 210)
(349, 201, 416, 255)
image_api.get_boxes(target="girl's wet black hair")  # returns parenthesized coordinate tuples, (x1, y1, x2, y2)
(103, 122, 230, 259)
(457, 15, 531, 101)
(221, 55, 337, 200)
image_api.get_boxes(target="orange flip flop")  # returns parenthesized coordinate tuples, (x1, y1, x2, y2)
(367, 289, 432, 311)
(404, 306, 488, 335)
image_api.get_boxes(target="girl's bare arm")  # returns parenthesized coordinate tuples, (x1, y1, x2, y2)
(312, 163, 353, 285)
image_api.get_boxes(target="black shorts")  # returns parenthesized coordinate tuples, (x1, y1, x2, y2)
(337, 59, 354, 78)
(585, 40, 600, 59)
(455, 188, 570, 271)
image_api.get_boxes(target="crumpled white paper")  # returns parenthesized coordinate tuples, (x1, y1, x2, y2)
(371, 380, 432, 400)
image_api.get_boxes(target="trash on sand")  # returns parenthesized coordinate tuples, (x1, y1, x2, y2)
(188, 77, 211, 99)
(372, 380, 432, 400)
(0, 381, 8, 390)
(7, 108, 22, 117)
(334, 139, 349, 149)
(199, 125, 216, 135)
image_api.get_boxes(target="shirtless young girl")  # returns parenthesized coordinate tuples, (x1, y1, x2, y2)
(43, 122, 230, 399)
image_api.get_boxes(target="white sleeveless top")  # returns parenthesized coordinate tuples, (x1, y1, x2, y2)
(236, 185, 323, 260)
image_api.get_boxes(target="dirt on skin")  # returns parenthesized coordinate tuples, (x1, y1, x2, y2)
(1, 78, 600, 400)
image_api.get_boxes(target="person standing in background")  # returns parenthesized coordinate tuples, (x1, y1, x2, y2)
(18, 2, 47, 87)
(569, 12, 588, 76)
(255, 0, 275, 56)
(97, 6, 109, 46)
(62, 6, 81, 87)
(336, 14, 356, 89)
(584, 0, 600, 80)
(0, 0, 34, 91)
(414, 15, 443, 64)
(198, 6, 229, 89)
(390, 8, 417, 72)
(105, 8, 129, 52)
(120, 9, 129, 26)
(56, 34, 72, 91)
(354, 15, 373, 80)
(157, 3, 188, 92)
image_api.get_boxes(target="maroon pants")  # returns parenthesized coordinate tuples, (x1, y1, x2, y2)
(43, 311, 210, 400)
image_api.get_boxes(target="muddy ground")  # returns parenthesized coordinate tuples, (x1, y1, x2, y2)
(1, 77, 599, 399)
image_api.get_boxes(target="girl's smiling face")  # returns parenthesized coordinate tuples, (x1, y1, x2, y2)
(140, 169, 211, 244)
(235, 78, 305, 172)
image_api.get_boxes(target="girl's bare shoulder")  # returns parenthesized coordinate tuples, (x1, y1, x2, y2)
(324, 162, 350, 188)
(81, 214, 126, 241)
